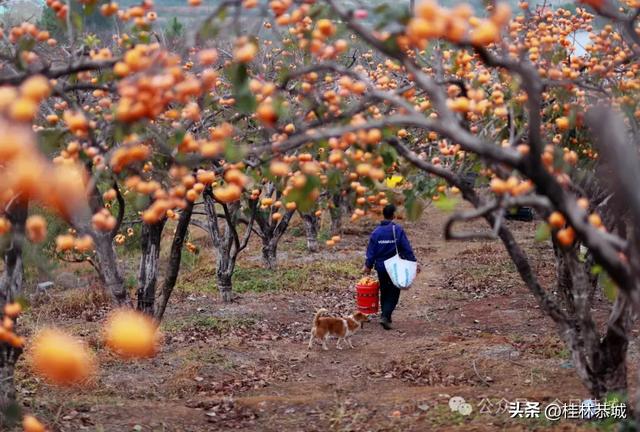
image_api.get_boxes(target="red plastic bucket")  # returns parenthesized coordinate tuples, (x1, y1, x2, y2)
(356, 281, 379, 314)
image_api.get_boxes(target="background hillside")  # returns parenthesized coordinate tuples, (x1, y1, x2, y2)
(0, 0, 582, 33)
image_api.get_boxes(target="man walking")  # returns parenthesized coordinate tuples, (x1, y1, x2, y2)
(363, 204, 417, 330)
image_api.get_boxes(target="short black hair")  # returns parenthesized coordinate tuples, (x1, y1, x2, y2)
(383, 204, 396, 220)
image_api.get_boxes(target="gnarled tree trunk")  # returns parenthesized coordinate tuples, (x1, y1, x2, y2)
(253, 184, 295, 269)
(456, 179, 631, 399)
(0, 199, 26, 428)
(203, 188, 257, 302)
(137, 219, 166, 315)
(581, 296, 630, 397)
(553, 242, 576, 317)
(0, 202, 26, 306)
(0, 345, 20, 427)
(494, 207, 630, 398)
(93, 232, 128, 305)
(155, 201, 194, 321)
(86, 181, 129, 305)
(394, 136, 633, 400)
(300, 212, 319, 252)
(261, 239, 278, 270)
(330, 192, 348, 236)
(216, 269, 233, 303)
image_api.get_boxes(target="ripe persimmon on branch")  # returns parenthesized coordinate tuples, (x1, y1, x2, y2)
(0, 58, 120, 86)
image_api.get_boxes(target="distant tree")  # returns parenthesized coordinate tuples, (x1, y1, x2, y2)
(37, 7, 64, 40)
(164, 16, 184, 41)
(0, 0, 42, 28)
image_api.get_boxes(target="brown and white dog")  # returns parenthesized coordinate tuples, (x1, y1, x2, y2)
(307, 308, 369, 351)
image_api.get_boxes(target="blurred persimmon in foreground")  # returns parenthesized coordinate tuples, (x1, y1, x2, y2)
(4, 302, 22, 318)
(104, 309, 160, 359)
(29, 329, 95, 386)
(22, 415, 46, 432)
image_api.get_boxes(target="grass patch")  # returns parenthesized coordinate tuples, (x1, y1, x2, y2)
(324, 401, 371, 431)
(233, 266, 304, 293)
(233, 260, 360, 293)
(290, 228, 331, 252)
(185, 347, 226, 364)
(444, 246, 520, 298)
(35, 287, 111, 319)
(292, 239, 309, 252)
(289, 225, 304, 237)
(180, 247, 200, 270)
(175, 255, 361, 295)
(468, 259, 516, 278)
(174, 261, 216, 294)
(124, 272, 137, 292)
(426, 404, 471, 427)
(318, 228, 331, 242)
(162, 314, 256, 333)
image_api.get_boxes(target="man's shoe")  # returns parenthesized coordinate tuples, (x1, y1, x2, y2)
(380, 316, 392, 330)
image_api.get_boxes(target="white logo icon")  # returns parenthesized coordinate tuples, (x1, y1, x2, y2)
(449, 396, 473, 416)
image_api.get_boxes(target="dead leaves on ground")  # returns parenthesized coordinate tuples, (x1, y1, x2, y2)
(363, 357, 471, 386)
(441, 246, 517, 298)
(188, 397, 259, 429)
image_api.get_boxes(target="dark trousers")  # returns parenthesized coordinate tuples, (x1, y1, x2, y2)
(377, 269, 400, 320)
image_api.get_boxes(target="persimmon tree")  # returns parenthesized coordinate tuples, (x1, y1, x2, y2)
(215, 0, 640, 401)
(202, 185, 257, 302)
(0, 117, 101, 424)
(253, 182, 296, 269)
(0, 4, 234, 421)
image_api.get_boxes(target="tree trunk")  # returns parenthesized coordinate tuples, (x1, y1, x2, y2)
(301, 212, 319, 252)
(217, 270, 233, 303)
(85, 181, 128, 305)
(136, 219, 166, 315)
(0, 201, 27, 306)
(492, 204, 630, 399)
(94, 232, 128, 305)
(155, 202, 194, 321)
(0, 345, 20, 427)
(590, 350, 628, 398)
(591, 296, 630, 398)
(262, 239, 278, 270)
(330, 192, 347, 236)
(254, 204, 294, 270)
(568, 326, 630, 399)
(0, 199, 26, 428)
(394, 135, 632, 401)
(553, 242, 576, 317)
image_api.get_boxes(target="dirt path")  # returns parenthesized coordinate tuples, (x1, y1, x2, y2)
(191, 210, 595, 431)
(242, 222, 471, 431)
(20, 208, 614, 431)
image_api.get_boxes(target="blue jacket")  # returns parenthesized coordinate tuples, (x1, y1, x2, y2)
(365, 220, 416, 273)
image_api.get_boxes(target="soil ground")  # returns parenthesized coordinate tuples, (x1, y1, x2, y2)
(12, 207, 637, 431)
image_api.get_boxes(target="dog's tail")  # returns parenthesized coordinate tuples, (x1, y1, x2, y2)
(313, 308, 329, 327)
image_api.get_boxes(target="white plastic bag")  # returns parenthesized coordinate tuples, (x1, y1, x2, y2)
(383, 225, 417, 289)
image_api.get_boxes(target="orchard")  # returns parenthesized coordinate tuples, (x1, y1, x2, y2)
(0, 0, 639, 429)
